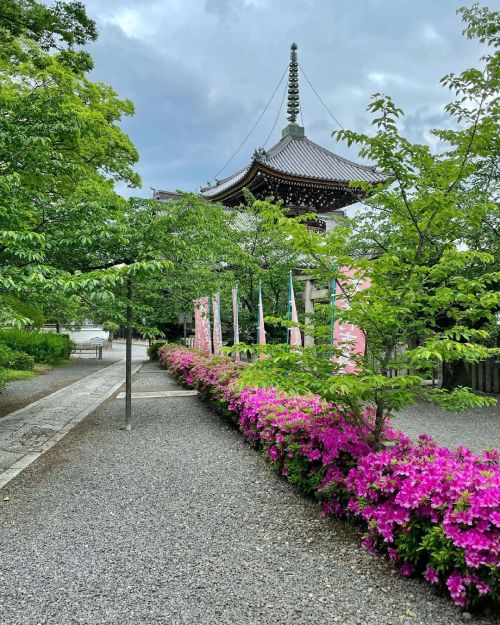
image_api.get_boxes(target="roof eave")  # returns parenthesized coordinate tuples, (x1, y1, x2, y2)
(203, 161, 386, 203)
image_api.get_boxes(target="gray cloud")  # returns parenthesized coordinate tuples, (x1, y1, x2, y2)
(82, 0, 485, 197)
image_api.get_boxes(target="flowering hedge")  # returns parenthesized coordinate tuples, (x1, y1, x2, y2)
(159, 344, 499, 610)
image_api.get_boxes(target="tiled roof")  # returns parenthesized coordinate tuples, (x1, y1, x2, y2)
(201, 133, 386, 198)
(153, 190, 182, 201)
(201, 166, 250, 198)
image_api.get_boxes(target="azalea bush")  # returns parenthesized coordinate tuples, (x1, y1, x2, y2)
(347, 437, 499, 607)
(159, 344, 499, 610)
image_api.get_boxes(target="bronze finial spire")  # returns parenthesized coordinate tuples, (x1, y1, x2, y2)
(282, 43, 304, 138)
(287, 42, 300, 123)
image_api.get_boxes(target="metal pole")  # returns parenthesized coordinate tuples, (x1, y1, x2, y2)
(286, 270, 292, 346)
(183, 321, 187, 343)
(329, 261, 337, 358)
(256, 280, 261, 344)
(125, 278, 132, 431)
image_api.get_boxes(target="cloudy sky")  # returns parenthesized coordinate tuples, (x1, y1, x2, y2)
(81, 0, 490, 198)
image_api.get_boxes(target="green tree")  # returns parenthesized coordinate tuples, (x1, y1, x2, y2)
(82, 194, 234, 338)
(238, 3, 499, 446)
(0, 0, 140, 327)
(93, 193, 302, 346)
(225, 193, 302, 343)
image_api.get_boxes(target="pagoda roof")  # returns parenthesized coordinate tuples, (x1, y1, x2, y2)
(200, 131, 387, 201)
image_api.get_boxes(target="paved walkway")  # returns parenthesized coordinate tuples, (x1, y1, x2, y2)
(0, 343, 147, 419)
(0, 347, 146, 489)
(0, 362, 495, 625)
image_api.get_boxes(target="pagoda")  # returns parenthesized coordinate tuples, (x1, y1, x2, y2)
(198, 43, 387, 219)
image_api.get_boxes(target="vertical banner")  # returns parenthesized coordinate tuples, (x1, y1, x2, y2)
(193, 299, 203, 352)
(329, 261, 337, 353)
(257, 281, 266, 358)
(288, 272, 302, 347)
(193, 297, 212, 357)
(232, 287, 240, 362)
(212, 293, 223, 355)
(332, 267, 370, 373)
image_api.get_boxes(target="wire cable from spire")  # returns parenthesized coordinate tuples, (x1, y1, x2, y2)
(298, 62, 344, 130)
(263, 77, 288, 148)
(211, 65, 288, 182)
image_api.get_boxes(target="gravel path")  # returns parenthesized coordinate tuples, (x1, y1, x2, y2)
(0, 362, 496, 625)
(0, 344, 147, 419)
(392, 400, 499, 452)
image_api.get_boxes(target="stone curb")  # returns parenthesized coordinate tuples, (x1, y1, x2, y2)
(115, 390, 198, 399)
(0, 360, 143, 492)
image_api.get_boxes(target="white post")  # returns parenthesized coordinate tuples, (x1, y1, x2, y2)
(304, 278, 315, 347)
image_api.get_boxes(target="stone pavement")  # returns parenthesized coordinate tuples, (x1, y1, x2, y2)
(392, 400, 499, 453)
(0, 355, 144, 490)
(0, 343, 147, 419)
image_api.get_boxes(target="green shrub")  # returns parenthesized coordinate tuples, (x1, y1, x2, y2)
(0, 343, 34, 370)
(0, 330, 72, 364)
(0, 343, 12, 368)
(147, 340, 167, 361)
(9, 350, 35, 370)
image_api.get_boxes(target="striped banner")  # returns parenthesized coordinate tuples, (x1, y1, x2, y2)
(194, 297, 212, 357)
(257, 282, 266, 359)
(288, 272, 302, 347)
(232, 287, 240, 362)
(332, 267, 370, 373)
(212, 293, 223, 355)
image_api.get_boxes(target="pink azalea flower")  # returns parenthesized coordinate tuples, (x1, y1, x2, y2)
(424, 568, 439, 584)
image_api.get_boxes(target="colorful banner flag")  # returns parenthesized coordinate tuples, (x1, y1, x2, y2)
(193, 297, 212, 357)
(232, 287, 240, 362)
(212, 293, 223, 355)
(288, 272, 302, 347)
(332, 267, 370, 373)
(257, 282, 266, 358)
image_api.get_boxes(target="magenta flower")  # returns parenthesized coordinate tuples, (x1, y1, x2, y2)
(424, 568, 439, 584)
(400, 563, 415, 577)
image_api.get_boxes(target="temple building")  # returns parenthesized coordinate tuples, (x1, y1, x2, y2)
(200, 43, 386, 222)
(154, 43, 387, 345)
(155, 43, 387, 228)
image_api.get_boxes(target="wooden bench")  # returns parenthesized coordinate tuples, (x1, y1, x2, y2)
(72, 337, 105, 359)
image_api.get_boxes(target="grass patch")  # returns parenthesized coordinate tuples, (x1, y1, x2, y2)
(3, 369, 36, 382)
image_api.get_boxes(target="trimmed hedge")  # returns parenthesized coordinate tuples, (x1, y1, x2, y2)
(0, 343, 35, 370)
(0, 329, 72, 364)
(159, 344, 499, 611)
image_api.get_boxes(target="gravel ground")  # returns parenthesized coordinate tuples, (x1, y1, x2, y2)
(0, 362, 497, 625)
(0, 344, 147, 419)
(392, 400, 500, 452)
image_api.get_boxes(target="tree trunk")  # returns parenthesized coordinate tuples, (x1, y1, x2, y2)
(441, 360, 471, 390)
